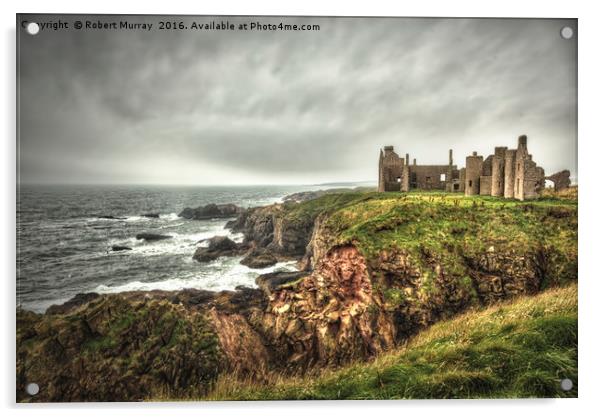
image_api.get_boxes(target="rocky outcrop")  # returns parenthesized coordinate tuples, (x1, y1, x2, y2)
(17, 296, 223, 402)
(255, 271, 307, 295)
(193, 236, 244, 262)
(282, 187, 373, 204)
(17, 287, 272, 402)
(255, 245, 396, 367)
(179, 203, 243, 220)
(300, 212, 337, 271)
(227, 204, 317, 257)
(98, 215, 127, 220)
(240, 249, 278, 269)
(141, 213, 160, 218)
(135, 233, 172, 242)
(111, 245, 132, 252)
(226, 205, 280, 248)
(46, 293, 101, 315)
(283, 190, 334, 203)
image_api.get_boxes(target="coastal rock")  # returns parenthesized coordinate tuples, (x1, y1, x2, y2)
(17, 295, 224, 402)
(282, 187, 371, 204)
(283, 190, 331, 203)
(97, 215, 127, 220)
(141, 213, 160, 218)
(179, 203, 243, 220)
(17, 286, 271, 402)
(300, 212, 333, 271)
(193, 236, 242, 262)
(135, 233, 172, 241)
(240, 249, 278, 269)
(226, 203, 316, 257)
(256, 245, 397, 367)
(226, 205, 278, 247)
(255, 271, 307, 295)
(46, 293, 101, 315)
(111, 245, 132, 252)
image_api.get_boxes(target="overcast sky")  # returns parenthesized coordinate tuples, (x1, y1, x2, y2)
(18, 15, 577, 185)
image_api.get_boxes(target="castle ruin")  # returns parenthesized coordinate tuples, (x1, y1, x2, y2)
(378, 135, 570, 201)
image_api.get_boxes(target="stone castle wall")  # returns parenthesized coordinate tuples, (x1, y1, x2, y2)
(465, 152, 483, 196)
(378, 135, 559, 201)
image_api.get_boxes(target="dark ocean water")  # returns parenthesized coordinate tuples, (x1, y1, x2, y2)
(17, 184, 324, 313)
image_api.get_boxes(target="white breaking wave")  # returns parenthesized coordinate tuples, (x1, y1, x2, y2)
(124, 216, 149, 222)
(107, 221, 244, 256)
(161, 212, 179, 221)
(93, 259, 298, 294)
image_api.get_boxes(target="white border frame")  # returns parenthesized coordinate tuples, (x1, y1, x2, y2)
(2, 1, 599, 416)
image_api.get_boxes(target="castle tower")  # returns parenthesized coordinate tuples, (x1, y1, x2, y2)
(465, 151, 483, 196)
(514, 135, 528, 200)
(446, 149, 454, 192)
(378, 146, 404, 192)
(504, 149, 517, 198)
(402, 164, 410, 192)
(378, 149, 385, 192)
(491, 146, 507, 197)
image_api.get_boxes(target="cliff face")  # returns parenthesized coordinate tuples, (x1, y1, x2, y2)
(255, 245, 396, 368)
(227, 203, 317, 256)
(17, 192, 578, 402)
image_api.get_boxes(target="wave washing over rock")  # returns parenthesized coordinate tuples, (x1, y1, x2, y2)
(16, 184, 324, 312)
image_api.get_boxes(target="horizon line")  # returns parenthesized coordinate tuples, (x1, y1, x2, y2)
(16, 180, 378, 187)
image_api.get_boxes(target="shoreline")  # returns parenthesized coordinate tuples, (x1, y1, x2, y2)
(18, 187, 351, 314)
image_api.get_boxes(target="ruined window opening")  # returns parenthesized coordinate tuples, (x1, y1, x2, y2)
(453, 184, 459, 191)
(469, 180, 473, 187)
(440, 174, 446, 181)
(396, 176, 401, 183)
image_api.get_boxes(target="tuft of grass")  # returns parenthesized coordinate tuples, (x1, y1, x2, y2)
(201, 284, 577, 400)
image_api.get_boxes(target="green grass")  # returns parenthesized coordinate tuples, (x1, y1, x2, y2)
(202, 283, 577, 400)
(284, 191, 577, 292)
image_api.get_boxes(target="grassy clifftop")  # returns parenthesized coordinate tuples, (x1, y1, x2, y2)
(205, 283, 577, 400)
(329, 191, 576, 288)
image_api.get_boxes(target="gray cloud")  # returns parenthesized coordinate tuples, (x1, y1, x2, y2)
(18, 15, 577, 184)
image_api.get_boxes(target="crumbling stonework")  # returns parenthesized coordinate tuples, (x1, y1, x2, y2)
(378, 148, 461, 193)
(465, 152, 483, 196)
(546, 170, 572, 191)
(378, 135, 565, 201)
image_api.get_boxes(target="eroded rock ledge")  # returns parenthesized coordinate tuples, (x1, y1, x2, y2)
(179, 203, 243, 220)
